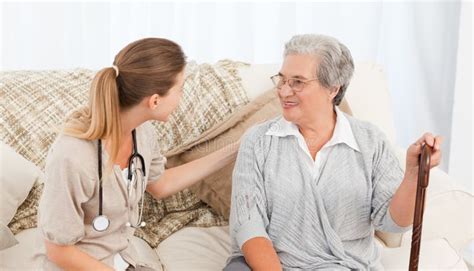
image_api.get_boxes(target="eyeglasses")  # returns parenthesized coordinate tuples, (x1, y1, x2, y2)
(270, 74, 318, 92)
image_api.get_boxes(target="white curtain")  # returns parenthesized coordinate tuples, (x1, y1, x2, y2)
(449, 1, 472, 193)
(1, 1, 469, 189)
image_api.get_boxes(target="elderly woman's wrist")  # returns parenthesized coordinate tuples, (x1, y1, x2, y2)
(404, 165, 418, 178)
(402, 172, 418, 186)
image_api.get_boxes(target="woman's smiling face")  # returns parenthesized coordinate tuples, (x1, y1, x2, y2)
(277, 54, 336, 126)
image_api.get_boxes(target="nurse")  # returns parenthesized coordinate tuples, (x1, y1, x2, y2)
(38, 37, 239, 270)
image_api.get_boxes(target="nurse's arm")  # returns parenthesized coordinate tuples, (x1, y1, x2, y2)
(146, 140, 240, 199)
(45, 240, 114, 271)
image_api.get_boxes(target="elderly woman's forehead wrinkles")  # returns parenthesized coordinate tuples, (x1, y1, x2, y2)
(283, 56, 318, 79)
(280, 64, 315, 80)
(278, 71, 310, 80)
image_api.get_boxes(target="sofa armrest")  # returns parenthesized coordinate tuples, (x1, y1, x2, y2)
(400, 187, 473, 255)
(391, 146, 474, 255)
(376, 146, 474, 252)
(381, 238, 469, 270)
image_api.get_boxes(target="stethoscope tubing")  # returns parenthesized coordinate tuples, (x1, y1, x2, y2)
(94, 129, 147, 232)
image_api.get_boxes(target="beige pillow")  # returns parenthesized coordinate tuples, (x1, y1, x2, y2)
(0, 142, 42, 250)
(166, 90, 353, 219)
(0, 227, 46, 269)
(156, 226, 231, 271)
(0, 224, 18, 250)
(0, 143, 42, 224)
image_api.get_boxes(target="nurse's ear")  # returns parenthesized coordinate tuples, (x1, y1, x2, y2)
(147, 94, 160, 110)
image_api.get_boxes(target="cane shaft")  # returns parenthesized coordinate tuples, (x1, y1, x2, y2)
(409, 145, 432, 271)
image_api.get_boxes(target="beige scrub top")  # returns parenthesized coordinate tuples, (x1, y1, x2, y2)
(38, 122, 166, 270)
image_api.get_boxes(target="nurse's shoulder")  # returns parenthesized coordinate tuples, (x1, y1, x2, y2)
(45, 133, 97, 180)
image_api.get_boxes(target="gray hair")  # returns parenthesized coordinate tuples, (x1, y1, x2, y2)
(284, 34, 354, 106)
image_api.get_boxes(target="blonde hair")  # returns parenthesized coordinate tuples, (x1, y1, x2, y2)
(63, 38, 186, 173)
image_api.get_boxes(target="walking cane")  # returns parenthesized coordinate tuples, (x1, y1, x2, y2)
(408, 144, 433, 271)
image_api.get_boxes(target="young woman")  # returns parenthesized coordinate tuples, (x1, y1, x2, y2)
(38, 38, 239, 271)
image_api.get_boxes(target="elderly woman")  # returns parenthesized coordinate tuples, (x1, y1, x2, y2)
(224, 34, 443, 270)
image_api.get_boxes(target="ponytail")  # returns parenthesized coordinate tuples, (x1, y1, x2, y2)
(63, 67, 122, 173)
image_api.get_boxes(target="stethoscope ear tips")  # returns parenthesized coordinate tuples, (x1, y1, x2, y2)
(125, 222, 131, 227)
(140, 221, 146, 227)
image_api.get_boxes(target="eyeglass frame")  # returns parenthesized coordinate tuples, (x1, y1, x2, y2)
(270, 73, 319, 92)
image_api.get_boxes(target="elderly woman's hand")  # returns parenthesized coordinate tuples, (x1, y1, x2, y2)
(405, 132, 443, 179)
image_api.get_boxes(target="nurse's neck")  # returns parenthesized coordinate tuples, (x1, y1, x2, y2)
(102, 100, 152, 152)
(119, 105, 149, 142)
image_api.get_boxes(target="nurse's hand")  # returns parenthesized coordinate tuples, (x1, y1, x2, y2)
(405, 132, 443, 180)
(147, 138, 241, 200)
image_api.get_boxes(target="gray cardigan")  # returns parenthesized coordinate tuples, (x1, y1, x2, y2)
(228, 114, 411, 270)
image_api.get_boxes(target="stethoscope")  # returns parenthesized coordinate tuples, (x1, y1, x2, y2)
(92, 129, 147, 232)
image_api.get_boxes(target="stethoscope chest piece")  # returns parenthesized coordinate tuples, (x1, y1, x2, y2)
(92, 215, 110, 232)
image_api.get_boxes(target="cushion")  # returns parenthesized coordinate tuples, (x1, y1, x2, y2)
(156, 226, 231, 271)
(156, 226, 388, 270)
(0, 70, 93, 169)
(381, 238, 468, 270)
(0, 227, 45, 270)
(0, 142, 43, 250)
(127, 236, 164, 271)
(0, 224, 18, 250)
(342, 62, 397, 143)
(159, 60, 249, 155)
(7, 181, 44, 236)
(0, 142, 42, 225)
(166, 89, 281, 218)
(238, 63, 279, 100)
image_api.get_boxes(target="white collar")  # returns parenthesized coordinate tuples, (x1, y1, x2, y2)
(266, 106, 360, 152)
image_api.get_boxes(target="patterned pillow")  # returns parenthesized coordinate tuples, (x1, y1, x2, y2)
(0, 69, 93, 168)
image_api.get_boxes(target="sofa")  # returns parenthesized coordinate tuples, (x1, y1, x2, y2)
(0, 61, 472, 270)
